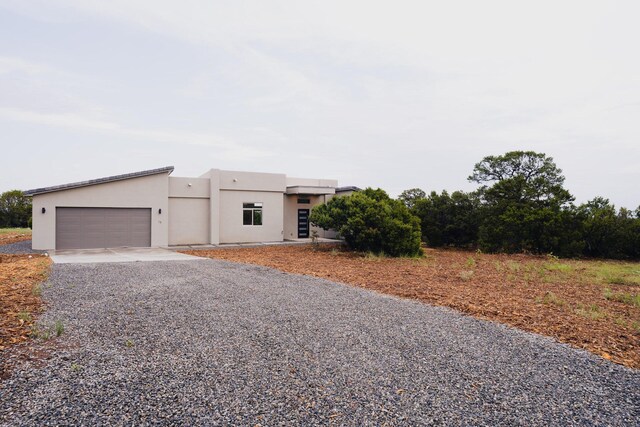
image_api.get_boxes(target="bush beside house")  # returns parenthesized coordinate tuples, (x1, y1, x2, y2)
(310, 188, 422, 257)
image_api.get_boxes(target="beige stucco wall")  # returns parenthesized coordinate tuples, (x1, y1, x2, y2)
(219, 190, 284, 243)
(169, 177, 210, 198)
(168, 176, 211, 245)
(204, 169, 286, 244)
(168, 198, 210, 245)
(31, 173, 170, 250)
(219, 170, 286, 192)
(209, 170, 221, 245)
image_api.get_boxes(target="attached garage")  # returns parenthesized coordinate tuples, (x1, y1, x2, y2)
(56, 207, 152, 250)
(26, 167, 172, 251)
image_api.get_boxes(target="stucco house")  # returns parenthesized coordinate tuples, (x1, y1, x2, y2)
(25, 166, 357, 251)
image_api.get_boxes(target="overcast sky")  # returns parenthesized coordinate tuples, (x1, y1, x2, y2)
(1, 1, 638, 208)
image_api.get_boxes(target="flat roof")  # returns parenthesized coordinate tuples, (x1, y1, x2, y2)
(285, 185, 336, 195)
(25, 166, 174, 196)
(335, 186, 361, 193)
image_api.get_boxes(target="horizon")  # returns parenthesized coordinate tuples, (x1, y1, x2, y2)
(13, 159, 640, 211)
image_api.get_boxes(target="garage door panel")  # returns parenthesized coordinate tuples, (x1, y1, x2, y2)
(56, 207, 151, 250)
(129, 234, 151, 248)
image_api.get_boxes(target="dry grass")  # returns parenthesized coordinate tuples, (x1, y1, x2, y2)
(184, 245, 640, 369)
(0, 228, 32, 245)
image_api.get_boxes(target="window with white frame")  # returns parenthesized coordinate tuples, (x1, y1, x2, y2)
(243, 202, 263, 226)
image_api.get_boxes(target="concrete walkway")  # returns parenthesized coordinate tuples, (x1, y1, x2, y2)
(1, 238, 341, 263)
(49, 247, 204, 264)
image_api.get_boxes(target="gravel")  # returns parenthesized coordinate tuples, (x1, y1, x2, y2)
(0, 240, 44, 255)
(1, 259, 638, 426)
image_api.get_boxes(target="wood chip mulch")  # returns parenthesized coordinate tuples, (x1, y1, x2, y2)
(0, 255, 52, 352)
(0, 232, 32, 245)
(184, 245, 640, 370)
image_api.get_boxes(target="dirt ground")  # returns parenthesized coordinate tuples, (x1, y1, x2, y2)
(0, 229, 32, 245)
(0, 254, 51, 352)
(184, 245, 640, 369)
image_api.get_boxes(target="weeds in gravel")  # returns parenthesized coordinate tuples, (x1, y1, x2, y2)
(125, 339, 135, 348)
(30, 326, 51, 340)
(29, 320, 65, 340)
(55, 320, 65, 337)
(465, 257, 476, 268)
(70, 363, 83, 372)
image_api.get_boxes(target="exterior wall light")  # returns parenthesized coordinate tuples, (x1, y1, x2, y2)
(158, 208, 162, 214)
(41, 207, 46, 214)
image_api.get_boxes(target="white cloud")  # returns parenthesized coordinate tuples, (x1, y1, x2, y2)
(0, 0, 638, 207)
(0, 107, 272, 158)
(0, 56, 53, 75)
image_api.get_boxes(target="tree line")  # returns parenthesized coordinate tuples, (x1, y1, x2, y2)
(0, 190, 31, 228)
(401, 151, 639, 259)
(312, 151, 639, 259)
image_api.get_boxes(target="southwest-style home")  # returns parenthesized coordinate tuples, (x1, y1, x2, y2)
(25, 167, 358, 251)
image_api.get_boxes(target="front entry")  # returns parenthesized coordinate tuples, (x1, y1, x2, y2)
(297, 209, 310, 238)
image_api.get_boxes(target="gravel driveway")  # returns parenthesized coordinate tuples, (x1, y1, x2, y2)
(0, 240, 42, 255)
(1, 259, 638, 426)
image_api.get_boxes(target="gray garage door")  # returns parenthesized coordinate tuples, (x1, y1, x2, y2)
(56, 207, 152, 250)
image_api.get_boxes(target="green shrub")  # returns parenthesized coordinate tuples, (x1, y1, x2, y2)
(310, 188, 422, 257)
